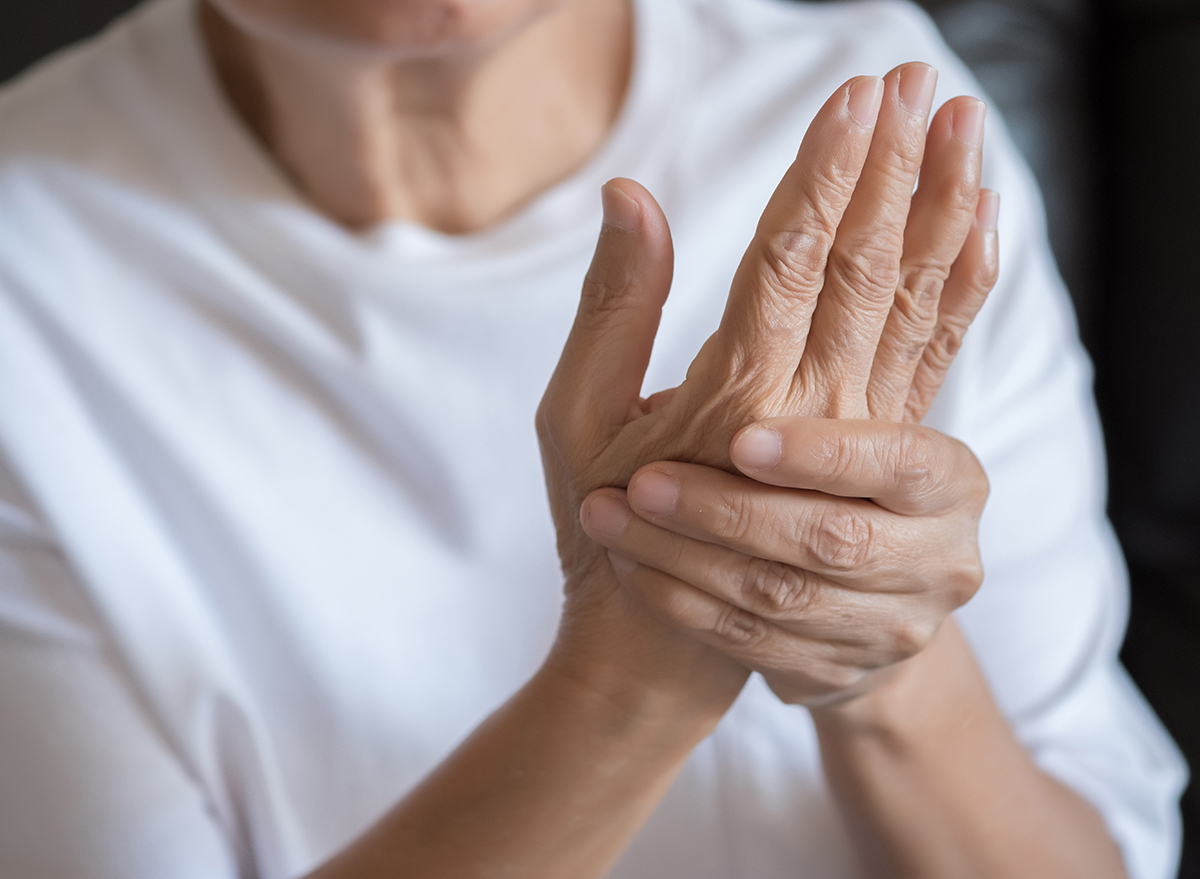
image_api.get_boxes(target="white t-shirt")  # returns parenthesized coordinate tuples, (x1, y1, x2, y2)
(0, 0, 1185, 876)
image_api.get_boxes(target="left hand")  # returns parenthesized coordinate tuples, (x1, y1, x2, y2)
(579, 415, 988, 705)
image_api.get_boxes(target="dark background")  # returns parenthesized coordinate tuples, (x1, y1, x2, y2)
(2, 0, 1198, 875)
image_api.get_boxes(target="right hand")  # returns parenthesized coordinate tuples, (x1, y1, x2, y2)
(536, 64, 995, 715)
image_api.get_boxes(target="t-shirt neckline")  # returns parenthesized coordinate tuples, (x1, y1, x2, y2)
(152, 0, 692, 275)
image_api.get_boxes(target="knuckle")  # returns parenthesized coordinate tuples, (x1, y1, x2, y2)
(580, 264, 616, 308)
(883, 148, 923, 184)
(711, 603, 770, 647)
(946, 553, 985, 607)
(818, 431, 860, 483)
(885, 616, 939, 662)
(742, 558, 817, 617)
(895, 264, 948, 322)
(756, 231, 829, 302)
(890, 426, 939, 496)
(923, 321, 967, 372)
(928, 166, 982, 218)
(948, 177, 983, 217)
(580, 271, 638, 324)
(799, 165, 858, 225)
(828, 241, 901, 301)
(804, 507, 873, 572)
(715, 489, 759, 547)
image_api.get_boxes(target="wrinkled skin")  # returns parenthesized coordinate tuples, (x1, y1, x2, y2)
(538, 64, 997, 708)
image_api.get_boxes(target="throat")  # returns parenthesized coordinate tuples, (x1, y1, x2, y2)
(200, 0, 633, 233)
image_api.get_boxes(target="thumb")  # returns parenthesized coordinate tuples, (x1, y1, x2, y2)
(545, 178, 675, 437)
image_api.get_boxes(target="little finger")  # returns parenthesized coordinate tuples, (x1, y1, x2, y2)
(905, 188, 999, 422)
(612, 558, 892, 701)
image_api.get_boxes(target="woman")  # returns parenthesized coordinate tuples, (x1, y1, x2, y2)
(0, 0, 1184, 876)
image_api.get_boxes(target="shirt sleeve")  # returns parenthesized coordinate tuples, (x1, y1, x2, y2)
(0, 456, 239, 879)
(922, 40, 1190, 879)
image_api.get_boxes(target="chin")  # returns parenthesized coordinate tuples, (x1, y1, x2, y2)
(207, 0, 563, 54)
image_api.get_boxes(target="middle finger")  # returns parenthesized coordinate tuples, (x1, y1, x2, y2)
(796, 62, 938, 416)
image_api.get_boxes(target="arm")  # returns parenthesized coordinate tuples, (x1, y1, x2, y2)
(0, 452, 239, 879)
(310, 656, 738, 879)
(814, 620, 1124, 878)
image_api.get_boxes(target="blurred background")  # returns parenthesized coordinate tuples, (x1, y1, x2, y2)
(1, 0, 1197, 874)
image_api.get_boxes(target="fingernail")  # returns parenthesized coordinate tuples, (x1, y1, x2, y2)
(629, 471, 678, 517)
(608, 551, 638, 576)
(601, 182, 640, 232)
(898, 64, 937, 117)
(732, 426, 782, 470)
(952, 99, 986, 148)
(582, 494, 629, 539)
(847, 76, 884, 127)
(976, 189, 999, 232)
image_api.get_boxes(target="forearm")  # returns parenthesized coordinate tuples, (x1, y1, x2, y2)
(812, 619, 1126, 879)
(307, 609, 735, 879)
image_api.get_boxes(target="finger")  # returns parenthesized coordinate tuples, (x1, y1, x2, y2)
(581, 488, 920, 628)
(867, 97, 986, 420)
(700, 76, 884, 380)
(796, 64, 939, 415)
(905, 188, 999, 422)
(617, 462, 939, 580)
(729, 417, 988, 516)
(540, 179, 673, 439)
(611, 558, 887, 699)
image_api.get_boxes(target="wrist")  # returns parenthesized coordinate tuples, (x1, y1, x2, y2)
(543, 571, 746, 744)
(537, 660, 726, 746)
(809, 618, 971, 741)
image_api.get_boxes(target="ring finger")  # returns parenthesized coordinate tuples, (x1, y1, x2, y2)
(867, 96, 986, 420)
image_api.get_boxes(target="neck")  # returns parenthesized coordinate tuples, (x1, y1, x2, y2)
(201, 0, 633, 232)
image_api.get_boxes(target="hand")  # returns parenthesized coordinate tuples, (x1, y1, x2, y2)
(580, 417, 988, 705)
(538, 63, 995, 711)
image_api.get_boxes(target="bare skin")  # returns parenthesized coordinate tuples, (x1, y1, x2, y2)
(202, 0, 631, 230)
(199, 0, 1127, 876)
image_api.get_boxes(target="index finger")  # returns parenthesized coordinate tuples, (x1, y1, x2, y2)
(702, 76, 883, 380)
(729, 416, 988, 516)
